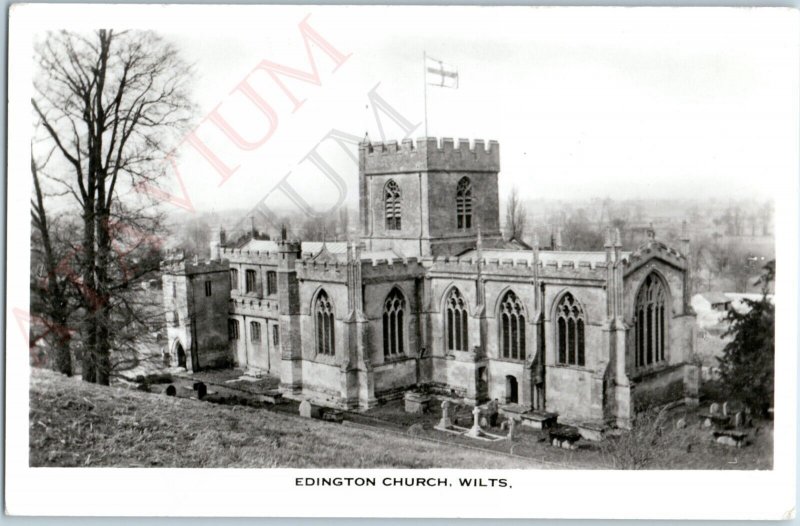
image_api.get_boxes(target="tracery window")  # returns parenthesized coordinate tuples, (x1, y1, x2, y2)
(230, 268, 239, 290)
(500, 291, 525, 360)
(315, 290, 335, 356)
(556, 292, 585, 366)
(382, 288, 405, 357)
(456, 177, 472, 229)
(635, 274, 668, 368)
(445, 288, 469, 351)
(385, 180, 402, 230)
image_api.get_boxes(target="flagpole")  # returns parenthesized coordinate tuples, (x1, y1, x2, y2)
(423, 50, 429, 138)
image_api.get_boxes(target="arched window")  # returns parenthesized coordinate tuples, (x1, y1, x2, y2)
(456, 177, 472, 229)
(556, 292, 585, 366)
(385, 180, 401, 230)
(499, 291, 525, 360)
(445, 288, 469, 351)
(315, 290, 335, 356)
(635, 274, 667, 368)
(382, 288, 405, 357)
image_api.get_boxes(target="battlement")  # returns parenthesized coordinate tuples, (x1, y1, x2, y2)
(161, 252, 229, 275)
(220, 246, 282, 265)
(361, 137, 500, 175)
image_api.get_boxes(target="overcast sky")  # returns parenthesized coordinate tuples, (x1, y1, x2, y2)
(31, 6, 800, 214)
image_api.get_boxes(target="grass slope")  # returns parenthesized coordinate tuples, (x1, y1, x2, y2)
(29, 369, 546, 468)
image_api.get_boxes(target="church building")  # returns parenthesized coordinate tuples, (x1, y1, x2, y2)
(161, 137, 699, 429)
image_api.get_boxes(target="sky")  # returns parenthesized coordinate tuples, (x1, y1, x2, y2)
(30, 6, 800, 216)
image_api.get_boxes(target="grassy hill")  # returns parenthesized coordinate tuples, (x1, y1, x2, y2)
(29, 369, 547, 468)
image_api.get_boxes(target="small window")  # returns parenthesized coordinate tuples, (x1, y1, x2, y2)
(228, 319, 239, 340)
(230, 268, 239, 290)
(384, 180, 402, 231)
(204, 280, 212, 297)
(272, 325, 280, 347)
(245, 269, 257, 293)
(267, 271, 278, 296)
(172, 282, 177, 298)
(250, 321, 261, 342)
(456, 177, 473, 230)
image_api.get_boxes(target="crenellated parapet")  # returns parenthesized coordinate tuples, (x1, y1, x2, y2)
(361, 137, 500, 174)
(161, 252, 229, 276)
(219, 246, 282, 266)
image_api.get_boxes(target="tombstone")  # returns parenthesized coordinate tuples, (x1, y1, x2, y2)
(407, 423, 424, 436)
(702, 417, 712, 428)
(165, 385, 176, 397)
(466, 406, 483, 437)
(299, 400, 313, 418)
(196, 382, 207, 400)
(733, 411, 744, 428)
(137, 383, 150, 393)
(437, 400, 453, 429)
(487, 399, 500, 427)
(710, 403, 720, 415)
(507, 418, 519, 441)
(480, 416, 489, 428)
(722, 401, 730, 416)
(676, 418, 687, 430)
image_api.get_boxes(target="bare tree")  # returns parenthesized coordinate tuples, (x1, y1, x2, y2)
(32, 30, 195, 384)
(30, 151, 74, 375)
(504, 187, 527, 242)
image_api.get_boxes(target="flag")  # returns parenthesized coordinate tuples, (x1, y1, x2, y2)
(426, 56, 458, 89)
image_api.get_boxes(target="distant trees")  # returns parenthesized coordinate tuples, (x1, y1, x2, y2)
(717, 261, 775, 415)
(32, 30, 195, 384)
(504, 187, 527, 242)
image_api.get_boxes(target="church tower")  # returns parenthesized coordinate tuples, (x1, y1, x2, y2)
(358, 137, 502, 257)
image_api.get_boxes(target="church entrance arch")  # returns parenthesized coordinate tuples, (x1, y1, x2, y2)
(176, 342, 186, 368)
(505, 375, 518, 404)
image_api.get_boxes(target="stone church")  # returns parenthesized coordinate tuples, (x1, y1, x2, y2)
(162, 137, 699, 429)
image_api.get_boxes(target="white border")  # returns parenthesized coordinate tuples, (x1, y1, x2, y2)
(6, 4, 798, 519)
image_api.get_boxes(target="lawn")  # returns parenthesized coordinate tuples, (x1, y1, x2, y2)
(28, 368, 547, 468)
(29, 368, 773, 469)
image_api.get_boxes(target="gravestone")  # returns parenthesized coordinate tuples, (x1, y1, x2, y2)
(722, 401, 730, 416)
(165, 385, 176, 397)
(404, 392, 432, 414)
(196, 382, 207, 400)
(507, 418, 519, 441)
(676, 418, 687, 430)
(480, 416, 489, 428)
(407, 423, 424, 436)
(733, 411, 744, 428)
(710, 403, 720, 414)
(466, 406, 483, 438)
(437, 400, 453, 429)
(299, 400, 312, 418)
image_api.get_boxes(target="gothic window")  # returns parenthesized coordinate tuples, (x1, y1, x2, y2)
(385, 180, 402, 230)
(634, 274, 668, 368)
(445, 288, 469, 351)
(556, 292, 585, 366)
(383, 288, 405, 357)
(315, 290, 335, 356)
(230, 268, 239, 290)
(266, 271, 277, 296)
(245, 269, 257, 293)
(500, 291, 526, 360)
(250, 321, 261, 342)
(456, 177, 473, 229)
(228, 319, 239, 341)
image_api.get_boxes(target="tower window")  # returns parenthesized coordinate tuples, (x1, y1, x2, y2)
(204, 280, 212, 297)
(385, 179, 402, 230)
(456, 177, 472, 229)
(230, 268, 239, 290)
(228, 319, 239, 340)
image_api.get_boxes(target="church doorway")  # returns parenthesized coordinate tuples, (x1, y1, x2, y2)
(505, 375, 518, 404)
(176, 342, 186, 368)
